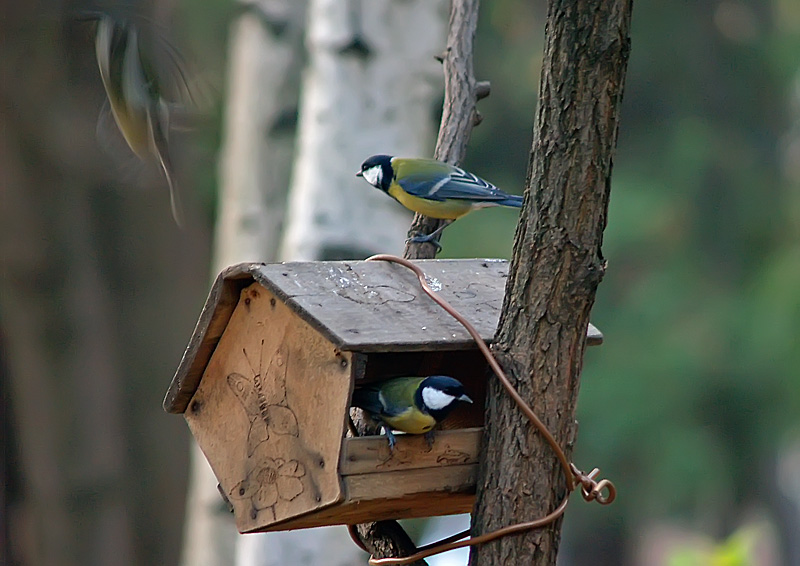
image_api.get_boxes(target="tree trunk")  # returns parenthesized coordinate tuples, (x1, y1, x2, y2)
(470, 1, 633, 564)
(180, 3, 306, 566)
(279, 0, 447, 261)
(0, 123, 79, 566)
(212, 0, 307, 271)
(238, 1, 447, 564)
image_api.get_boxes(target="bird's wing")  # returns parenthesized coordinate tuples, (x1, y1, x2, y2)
(377, 377, 426, 417)
(351, 378, 426, 418)
(392, 158, 512, 202)
(350, 386, 385, 417)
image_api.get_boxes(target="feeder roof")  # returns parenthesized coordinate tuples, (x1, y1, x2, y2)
(163, 259, 603, 413)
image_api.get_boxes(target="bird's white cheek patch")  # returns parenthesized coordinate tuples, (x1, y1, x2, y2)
(362, 166, 382, 187)
(422, 387, 456, 411)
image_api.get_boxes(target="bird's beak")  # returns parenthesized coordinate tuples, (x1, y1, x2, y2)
(355, 170, 363, 177)
(459, 394, 473, 404)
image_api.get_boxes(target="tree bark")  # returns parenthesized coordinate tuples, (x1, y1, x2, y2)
(356, 1, 483, 559)
(470, 1, 633, 565)
(403, 0, 482, 260)
(345, 1, 481, 562)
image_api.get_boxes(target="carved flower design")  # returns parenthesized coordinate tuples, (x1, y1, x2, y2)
(231, 458, 306, 511)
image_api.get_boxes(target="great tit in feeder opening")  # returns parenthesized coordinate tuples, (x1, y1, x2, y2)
(351, 375, 473, 450)
(93, 12, 187, 226)
(356, 155, 523, 245)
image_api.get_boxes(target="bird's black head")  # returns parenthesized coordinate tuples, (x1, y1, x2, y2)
(415, 375, 472, 421)
(356, 154, 394, 193)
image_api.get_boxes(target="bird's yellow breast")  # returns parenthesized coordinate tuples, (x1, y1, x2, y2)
(388, 183, 474, 220)
(108, 101, 151, 158)
(96, 68, 152, 159)
(382, 407, 437, 435)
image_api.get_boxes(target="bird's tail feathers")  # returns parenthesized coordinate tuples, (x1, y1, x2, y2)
(149, 104, 184, 227)
(498, 194, 524, 208)
(351, 387, 382, 416)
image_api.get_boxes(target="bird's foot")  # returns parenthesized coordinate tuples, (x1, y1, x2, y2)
(407, 233, 442, 252)
(406, 220, 452, 252)
(424, 430, 436, 449)
(384, 428, 397, 452)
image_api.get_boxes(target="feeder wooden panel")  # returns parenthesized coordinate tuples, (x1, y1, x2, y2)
(164, 259, 603, 533)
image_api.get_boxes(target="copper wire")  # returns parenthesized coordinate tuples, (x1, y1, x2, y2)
(346, 255, 616, 566)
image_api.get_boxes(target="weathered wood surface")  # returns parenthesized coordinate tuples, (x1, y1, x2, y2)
(345, 464, 476, 501)
(238, 429, 481, 532)
(164, 263, 263, 413)
(257, 491, 475, 532)
(340, 427, 482, 475)
(165, 259, 603, 414)
(184, 283, 352, 533)
(255, 259, 508, 351)
(256, 463, 477, 531)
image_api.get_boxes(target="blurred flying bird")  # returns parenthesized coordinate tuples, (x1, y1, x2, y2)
(92, 12, 194, 226)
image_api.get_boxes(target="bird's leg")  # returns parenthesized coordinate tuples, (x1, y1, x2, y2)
(408, 237, 442, 253)
(382, 426, 397, 452)
(407, 220, 453, 251)
(375, 420, 397, 452)
(424, 429, 436, 448)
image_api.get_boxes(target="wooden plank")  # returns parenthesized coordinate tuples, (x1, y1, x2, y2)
(340, 428, 482, 475)
(344, 464, 477, 501)
(252, 259, 508, 352)
(251, 447, 478, 531)
(164, 263, 264, 414)
(184, 282, 352, 533)
(252, 464, 477, 531)
(252, 491, 475, 532)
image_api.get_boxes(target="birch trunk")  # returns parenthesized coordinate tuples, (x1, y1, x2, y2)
(237, 1, 447, 564)
(279, 0, 447, 261)
(180, 3, 306, 566)
(212, 0, 307, 271)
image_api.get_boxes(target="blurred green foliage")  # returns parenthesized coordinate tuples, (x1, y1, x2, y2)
(458, 0, 800, 554)
(667, 523, 765, 566)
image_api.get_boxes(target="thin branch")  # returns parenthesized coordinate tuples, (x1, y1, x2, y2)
(403, 0, 483, 260)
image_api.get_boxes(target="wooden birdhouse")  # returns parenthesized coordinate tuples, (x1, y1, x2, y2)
(163, 259, 602, 533)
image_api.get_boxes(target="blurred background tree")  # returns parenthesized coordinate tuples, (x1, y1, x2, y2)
(2, 0, 800, 565)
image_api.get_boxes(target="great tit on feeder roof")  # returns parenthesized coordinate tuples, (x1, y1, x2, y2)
(356, 155, 523, 245)
(351, 375, 473, 449)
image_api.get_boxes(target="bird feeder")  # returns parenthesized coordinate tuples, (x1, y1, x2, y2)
(163, 259, 603, 533)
